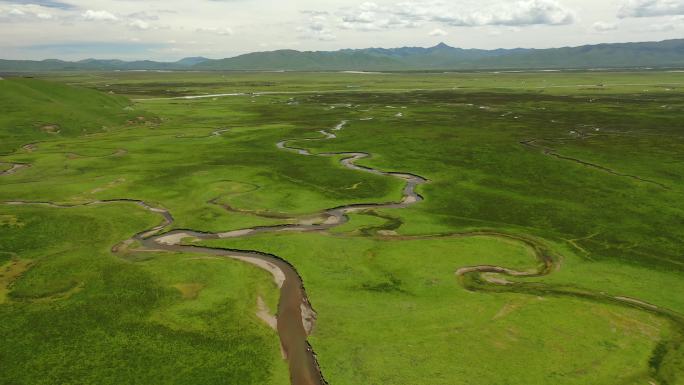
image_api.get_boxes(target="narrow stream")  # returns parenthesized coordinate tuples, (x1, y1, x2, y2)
(139, 120, 427, 385)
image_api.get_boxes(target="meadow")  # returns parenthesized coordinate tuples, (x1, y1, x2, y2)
(1, 70, 683, 384)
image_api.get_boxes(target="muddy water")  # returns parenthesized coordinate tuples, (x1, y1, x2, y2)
(141, 241, 325, 385)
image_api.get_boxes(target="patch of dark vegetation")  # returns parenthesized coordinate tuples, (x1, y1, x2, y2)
(361, 274, 406, 294)
(119, 253, 157, 263)
(650, 333, 684, 385)
(0, 251, 13, 265)
(650, 340, 669, 373)
(95, 81, 278, 97)
(358, 210, 403, 236)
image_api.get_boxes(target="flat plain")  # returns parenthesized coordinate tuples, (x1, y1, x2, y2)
(1, 70, 683, 385)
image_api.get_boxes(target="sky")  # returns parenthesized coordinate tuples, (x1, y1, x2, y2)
(0, 0, 683, 61)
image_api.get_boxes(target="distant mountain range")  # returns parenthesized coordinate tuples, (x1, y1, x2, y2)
(0, 56, 211, 72)
(2, 39, 684, 72)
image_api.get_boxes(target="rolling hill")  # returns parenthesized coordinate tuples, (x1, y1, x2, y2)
(0, 57, 210, 72)
(0, 78, 153, 153)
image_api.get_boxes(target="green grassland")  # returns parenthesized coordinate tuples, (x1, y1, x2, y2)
(1, 71, 684, 384)
(199, 232, 674, 385)
(40, 70, 684, 97)
(0, 203, 288, 385)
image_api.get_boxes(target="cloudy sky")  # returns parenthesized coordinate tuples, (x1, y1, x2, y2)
(1, 0, 683, 61)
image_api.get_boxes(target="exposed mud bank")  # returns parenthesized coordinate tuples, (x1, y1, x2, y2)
(0, 163, 30, 176)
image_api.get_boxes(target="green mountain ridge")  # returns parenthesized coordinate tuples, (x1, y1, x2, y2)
(1, 39, 683, 72)
(0, 57, 211, 72)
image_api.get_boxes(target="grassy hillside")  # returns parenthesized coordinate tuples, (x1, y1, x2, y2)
(0, 78, 152, 153)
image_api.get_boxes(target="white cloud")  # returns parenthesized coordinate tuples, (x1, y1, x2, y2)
(429, 28, 447, 36)
(337, 0, 575, 31)
(298, 13, 337, 40)
(440, 0, 576, 26)
(82, 9, 118, 22)
(619, 0, 684, 18)
(641, 18, 682, 30)
(128, 19, 150, 30)
(196, 27, 234, 36)
(339, 2, 422, 31)
(0, 4, 55, 21)
(80, 9, 166, 31)
(591, 21, 618, 31)
(359, 2, 380, 11)
(127, 11, 161, 21)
